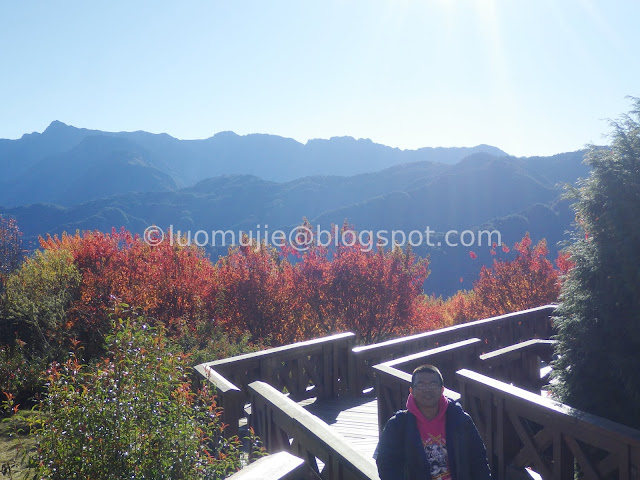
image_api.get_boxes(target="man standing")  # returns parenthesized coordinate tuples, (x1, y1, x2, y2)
(375, 364, 491, 480)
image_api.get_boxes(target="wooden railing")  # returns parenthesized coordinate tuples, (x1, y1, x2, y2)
(477, 339, 556, 393)
(195, 332, 355, 437)
(195, 304, 640, 478)
(373, 338, 478, 431)
(196, 306, 555, 438)
(226, 451, 308, 480)
(248, 381, 380, 480)
(351, 305, 556, 394)
(457, 369, 640, 480)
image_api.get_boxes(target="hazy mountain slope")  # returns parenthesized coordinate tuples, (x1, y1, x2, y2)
(0, 121, 93, 182)
(1, 136, 177, 206)
(0, 122, 507, 207)
(311, 155, 562, 231)
(3, 151, 586, 243)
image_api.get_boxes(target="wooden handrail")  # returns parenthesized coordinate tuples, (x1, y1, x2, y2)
(226, 451, 309, 480)
(195, 332, 356, 438)
(380, 337, 482, 392)
(194, 366, 244, 439)
(248, 381, 380, 480)
(352, 305, 556, 394)
(478, 339, 557, 393)
(456, 369, 640, 480)
(372, 338, 478, 433)
(209, 332, 356, 367)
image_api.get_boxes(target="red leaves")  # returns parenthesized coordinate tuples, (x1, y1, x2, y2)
(34, 223, 578, 350)
(555, 251, 575, 274)
(319, 241, 429, 343)
(39, 228, 217, 355)
(216, 223, 430, 344)
(466, 233, 568, 319)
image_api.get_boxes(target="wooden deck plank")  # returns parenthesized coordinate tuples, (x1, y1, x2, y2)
(302, 397, 380, 459)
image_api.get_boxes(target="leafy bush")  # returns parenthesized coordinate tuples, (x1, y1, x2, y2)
(29, 310, 250, 479)
(1, 249, 80, 358)
(0, 343, 47, 412)
(0, 249, 80, 407)
(39, 229, 219, 360)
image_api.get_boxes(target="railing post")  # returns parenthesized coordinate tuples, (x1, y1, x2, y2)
(321, 343, 331, 399)
(346, 335, 357, 396)
(249, 385, 289, 453)
(220, 389, 244, 439)
(261, 356, 277, 386)
(374, 364, 412, 434)
(553, 432, 573, 480)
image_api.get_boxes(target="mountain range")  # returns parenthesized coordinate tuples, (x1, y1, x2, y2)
(0, 121, 506, 207)
(0, 122, 591, 296)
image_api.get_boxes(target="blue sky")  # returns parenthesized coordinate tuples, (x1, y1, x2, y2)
(1, 0, 638, 157)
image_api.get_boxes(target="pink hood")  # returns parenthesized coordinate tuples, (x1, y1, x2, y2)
(406, 392, 448, 441)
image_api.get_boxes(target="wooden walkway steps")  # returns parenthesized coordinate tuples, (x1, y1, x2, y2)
(302, 396, 380, 459)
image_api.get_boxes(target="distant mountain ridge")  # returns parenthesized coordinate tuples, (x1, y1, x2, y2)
(0, 121, 507, 207)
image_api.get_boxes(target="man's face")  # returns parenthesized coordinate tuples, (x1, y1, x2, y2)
(410, 371, 444, 410)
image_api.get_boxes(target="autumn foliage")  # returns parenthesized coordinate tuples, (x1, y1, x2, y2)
(4, 223, 432, 360)
(435, 233, 571, 324)
(215, 239, 302, 344)
(470, 234, 571, 318)
(214, 223, 430, 344)
(38, 228, 218, 358)
(304, 232, 429, 344)
(1, 221, 571, 374)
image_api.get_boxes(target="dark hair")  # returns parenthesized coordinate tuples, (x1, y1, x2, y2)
(412, 364, 443, 387)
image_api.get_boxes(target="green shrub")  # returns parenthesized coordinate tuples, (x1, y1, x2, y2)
(1, 249, 80, 358)
(0, 342, 46, 412)
(29, 311, 248, 479)
(170, 314, 266, 370)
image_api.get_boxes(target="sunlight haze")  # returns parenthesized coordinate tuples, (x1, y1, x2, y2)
(1, 0, 638, 157)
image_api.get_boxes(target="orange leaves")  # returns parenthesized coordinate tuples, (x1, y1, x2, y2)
(439, 234, 574, 325)
(411, 295, 449, 332)
(30, 224, 575, 350)
(215, 226, 431, 345)
(467, 233, 567, 319)
(215, 238, 302, 344)
(555, 251, 575, 274)
(320, 242, 429, 343)
(39, 228, 217, 356)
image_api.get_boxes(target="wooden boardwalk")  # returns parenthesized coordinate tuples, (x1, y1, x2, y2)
(302, 396, 380, 459)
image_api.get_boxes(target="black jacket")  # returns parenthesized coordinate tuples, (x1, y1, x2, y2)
(375, 398, 491, 480)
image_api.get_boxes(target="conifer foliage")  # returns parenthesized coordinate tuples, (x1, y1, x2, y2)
(0, 215, 23, 290)
(551, 98, 640, 429)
